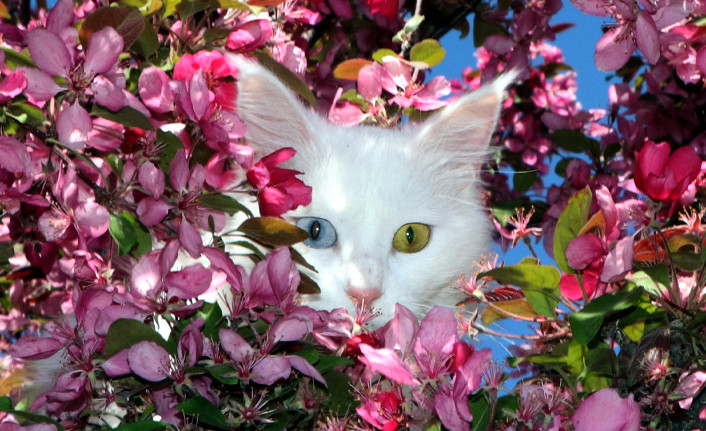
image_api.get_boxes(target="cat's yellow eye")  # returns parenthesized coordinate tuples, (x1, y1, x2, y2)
(392, 223, 431, 253)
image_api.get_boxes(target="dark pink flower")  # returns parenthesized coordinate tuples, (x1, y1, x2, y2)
(366, 0, 399, 21)
(246, 148, 312, 217)
(634, 140, 701, 202)
(560, 270, 600, 301)
(358, 344, 418, 385)
(226, 20, 273, 54)
(573, 388, 641, 431)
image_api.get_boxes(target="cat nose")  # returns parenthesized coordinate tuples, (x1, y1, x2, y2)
(347, 287, 382, 306)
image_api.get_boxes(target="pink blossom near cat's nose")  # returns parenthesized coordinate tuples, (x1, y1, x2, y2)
(347, 287, 382, 305)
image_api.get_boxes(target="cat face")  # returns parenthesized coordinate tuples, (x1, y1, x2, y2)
(233, 56, 512, 324)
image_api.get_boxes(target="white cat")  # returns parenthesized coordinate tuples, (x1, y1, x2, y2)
(231, 57, 515, 324)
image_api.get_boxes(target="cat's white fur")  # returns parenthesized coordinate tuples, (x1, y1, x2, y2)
(230, 57, 515, 324)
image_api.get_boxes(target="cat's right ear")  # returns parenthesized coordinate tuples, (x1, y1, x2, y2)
(230, 55, 314, 157)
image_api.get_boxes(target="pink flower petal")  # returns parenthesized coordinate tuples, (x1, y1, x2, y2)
(566, 233, 605, 270)
(56, 102, 92, 150)
(169, 149, 189, 192)
(219, 328, 255, 362)
(92, 74, 128, 111)
(139, 66, 175, 113)
(9, 336, 65, 360)
(136, 197, 171, 227)
(178, 216, 202, 259)
(358, 344, 419, 386)
(0, 136, 30, 173)
(560, 271, 599, 300)
(74, 201, 110, 238)
(46, 0, 74, 34)
(84, 27, 124, 75)
(383, 303, 418, 352)
(189, 70, 210, 120)
(416, 306, 457, 356)
(601, 236, 634, 282)
(226, 19, 273, 53)
(138, 161, 165, 198)
(635, 12, 660, 65)
(20, 67, 62, 102)
(25, 28, 72, 77)
(594, 26, 636, 72)
(252, 355, 292, 385)
(164, 263, 212, 300)
(102, 349, 131, 377)
(357, 65, 382, 101)
(131, 251, 162, 297)
(287, 355, 326, 386)
(0, 69, 26, 102)
(271, 315, 313, 343)
(128, 341, 171, 382)
(573, 388, 641, 431)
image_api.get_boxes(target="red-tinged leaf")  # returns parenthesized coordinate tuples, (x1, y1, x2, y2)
(79, 6, 144, 49)
(248, 0, 287, 5)
(481, 299, 539, 325)
(333, 59, 374, 80)
(551, 22, 575, 34)
(237, 217, 309, 246)
(484, 286, 525, 302)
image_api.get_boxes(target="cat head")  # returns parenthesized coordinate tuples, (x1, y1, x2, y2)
(233, 56, 513, 324)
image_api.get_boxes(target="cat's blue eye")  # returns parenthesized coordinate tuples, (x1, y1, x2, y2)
(296, 217, 337, 248)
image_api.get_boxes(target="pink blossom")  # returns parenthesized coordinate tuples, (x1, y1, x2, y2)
(365, 0, 399, 21)
(246, 148, 312, 217)
(0, 137, 31, 173)
(633, 140, 701, 203)
(675, 371, 706, 409)
(560, 270, 600, 300)
(573, 388, 641, 431)
(226, 20, 273, 54)
(382, 57, 451, 111)
(138, 66, 176, 113)
(358, 344, 418, 386)
(0, 69, 27, 103)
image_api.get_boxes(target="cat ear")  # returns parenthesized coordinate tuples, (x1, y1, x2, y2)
(231, 55, 314, 158)
(413, 70, 518, 173)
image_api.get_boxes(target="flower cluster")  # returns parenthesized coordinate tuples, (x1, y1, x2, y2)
(1, 0, 706, 430)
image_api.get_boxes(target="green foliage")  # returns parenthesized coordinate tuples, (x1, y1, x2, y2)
(553, 187, 592, 274)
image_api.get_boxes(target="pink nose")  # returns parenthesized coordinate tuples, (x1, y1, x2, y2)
(347, 287, 382, 306)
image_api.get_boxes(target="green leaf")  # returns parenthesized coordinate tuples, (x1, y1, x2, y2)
(131, 17, 160, 58)
(473, 15, 507, 48)
(553, 187, 592, 274)
(569, 288, 644, 345)
(176, 0, 209, 17)
(0, 397, 64, 430)
(110, 212, 137, 256)
(177, 396, 230, 429)
(480, 261, 560, 317)
(320, 370, 357, 416)
(237, 217, 309, 246)
(199, 193, 253, 217)
(2, 48, 35, 68)
(513, 170, 537, 193)
(409, 39, 446, 68)
(671, 250, 704, 271)
(253, 50, 316, 107)
(469, 393, 491, 431)
(7, 103, 46, 127)
(207, 364, 240, 385)
(156, 130, 183, 174)
(109, 211, 151, 256)
(0, 397, 11, 411)
(314, 355, 354, 374)
(105, 318, 172, 357)
(106, 154, 124, 177)
(373, 48, 398, 63)
(114, 422, 169, 431)
(549, 129, 601, 157)
(403, 14, 425, 34)
(554, 157, 576, 178)
(481, 298, 540, 324)
(92, 105, 154, 130)
(200, 302, 223, 339)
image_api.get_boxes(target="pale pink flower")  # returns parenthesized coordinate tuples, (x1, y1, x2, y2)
(573, 388, 641, 431)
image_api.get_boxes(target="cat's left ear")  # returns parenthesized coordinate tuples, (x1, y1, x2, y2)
(229, 54, 314, 158)
(413, 70, 518, 171)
